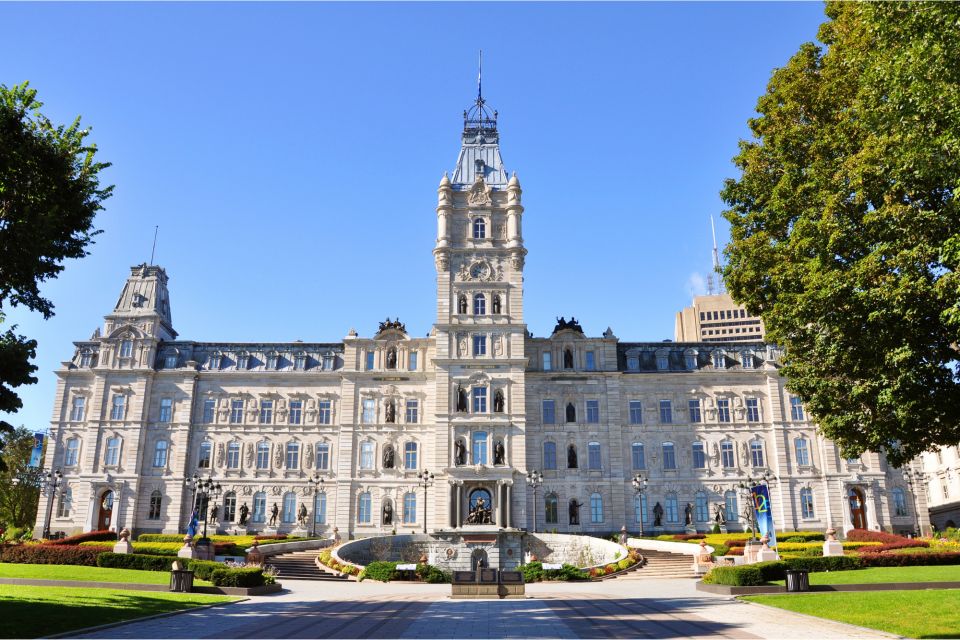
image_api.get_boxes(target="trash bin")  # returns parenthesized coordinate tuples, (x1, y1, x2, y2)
(784, 569, 809, 592)
(170, 569, 195, 592)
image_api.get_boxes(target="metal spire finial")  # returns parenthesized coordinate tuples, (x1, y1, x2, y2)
(478, 49, 483, 104)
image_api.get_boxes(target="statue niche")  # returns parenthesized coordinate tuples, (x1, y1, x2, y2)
(456, 385, 468, 412)
(466, 489, 493, 525)
(383, 500, 393, 526)
(566, 403, 576, 423)
(455, 439, 466, 466)
(457, 295, 468, 314)
(493, 389, 505, 413)
(382, 444, 395, 469)
(386, 347, 397, 369)
(385, 400, 396, 424)
(493, 440, 505, 466)
(564, 348, 574, 369)
(568, 499, 582, 525)
(567, 444, 578, 469)
(492, 294, 501, 315)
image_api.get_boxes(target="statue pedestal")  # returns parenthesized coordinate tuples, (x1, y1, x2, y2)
(650, 526, 664, 537)
(684, 526, 698, 535)
(718, 525, 728, 534)
(112, 539, 134, 554)
(823, 540, 844, 557)
(743, 540, 762, 564)
(756, 546, 779, 562)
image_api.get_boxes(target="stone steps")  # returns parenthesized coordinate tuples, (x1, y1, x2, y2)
(267, 550, 348, 582)
(619, 549, 696, 580)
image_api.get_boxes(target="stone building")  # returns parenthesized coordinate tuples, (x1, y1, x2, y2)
(675, 293, 765, 344)
(920, 445, 960, 531)
(35, 93, 927, 541)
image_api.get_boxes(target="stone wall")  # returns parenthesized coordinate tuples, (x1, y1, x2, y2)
(526, 533, 626, 570)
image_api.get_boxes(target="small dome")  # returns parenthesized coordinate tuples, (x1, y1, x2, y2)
(439, 173, 451, 187)
(508, 172, 520, 187)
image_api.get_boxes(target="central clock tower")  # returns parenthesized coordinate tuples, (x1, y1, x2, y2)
(432, 93, 528, 547)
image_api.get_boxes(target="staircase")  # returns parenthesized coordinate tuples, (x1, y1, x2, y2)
(266, 550, 349, 582)
(619, 549, 696, 579)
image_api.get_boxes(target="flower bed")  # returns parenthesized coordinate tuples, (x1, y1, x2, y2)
(355, 560, 451, 583)
(80, 540, 236, 556)
(42, 530, 116, 546)
(859, 551, 960, 567)
(703, 556, 863, 586)
(317, 549, 362, 577)
(0, 543, 108, 565)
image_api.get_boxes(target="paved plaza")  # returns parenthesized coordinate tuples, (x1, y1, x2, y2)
(74, 579, 894, 639)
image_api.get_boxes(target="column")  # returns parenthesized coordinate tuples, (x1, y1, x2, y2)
(449, 483, 457, 528)
(505, 483, 513, 529)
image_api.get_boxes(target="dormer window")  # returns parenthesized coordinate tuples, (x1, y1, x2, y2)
(119, 340, 133, 359)
(655, 350, 669, 371)
(79, 349, 93, 368)
(322, 353, 335, 371)
(266, 352, 279, 370)
(293, 352, 306, 371)
(209, 352, 222, 370)
(164, 353, 177, 369)
(473, 218, 486, 239)
(627, 356, 640, 371)
(741, 351, 755, 369)
(684, 349, 697, 370)
(236, 352, 249, 370)
(712, 350, 726, 369)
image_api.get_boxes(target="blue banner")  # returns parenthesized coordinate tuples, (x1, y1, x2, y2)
(750, 484, 778, 548)
(186, 509, 199, 538)
(28, 433, 45, 468)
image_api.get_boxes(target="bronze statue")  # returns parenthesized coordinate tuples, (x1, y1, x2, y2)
(564, 348, 574, 369)
(456, 385, 468, 412)
(653, 502, 664, 527)
(714, 504, 726, 525)
(382, 445, 395, 469)
(383, 501, 393, 525)
(455, 439, 466, 466)
(684, 503, 694, 526)
(269, 503, 279, 527)
(210, 504, 219, 524)
(494, 441, 505, 465)
(566, 403, 576, 423)
(569, 499, 582, 525)
(567, 444, 578, 469)
(458, 295, 468, 314)
(385, 400, 396, 423)
(238, 503, 249, 526)
(297, 503, 308, 527)
(466, 496, 492, 524)
(494, 389, 504, 413)
(492, 295, 501, 315)
(386, 347, 397, 369)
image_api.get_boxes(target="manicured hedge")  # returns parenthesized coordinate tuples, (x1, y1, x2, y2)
(362, 561, 398, 582)
(860, 552, 960, 567)
(97, 552, 176, 571)
(210, 567, 265, 587)
(44, 530, 116, 546)
(845, 529, 912, 544)
(703, 556, 863, 586)
(0, 543, 107, 565)
(867, 540, 929, 553)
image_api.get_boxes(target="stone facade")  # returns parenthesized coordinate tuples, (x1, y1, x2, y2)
(920, 445, 960, 531)
(35, 94, 928, 540)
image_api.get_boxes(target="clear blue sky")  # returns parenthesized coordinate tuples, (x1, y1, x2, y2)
(1, 1, 827, 432)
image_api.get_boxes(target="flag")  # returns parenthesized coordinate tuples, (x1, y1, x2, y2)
(186, 509, 199, 538)
(28, 433, 45, 468)
(751, 484, 778, 548)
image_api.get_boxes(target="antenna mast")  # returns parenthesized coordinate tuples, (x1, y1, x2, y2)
(710, 215, 724, 294)
(149, 225, 159, 265)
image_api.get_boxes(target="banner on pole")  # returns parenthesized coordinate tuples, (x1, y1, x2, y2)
(750, 484, 777, 548)
(28, 433, 45, 468)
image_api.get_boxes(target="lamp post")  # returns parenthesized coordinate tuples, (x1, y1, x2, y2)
(526, 469, 543, 533)
(197, 476, 222, 539)
(183, 473, 200, 532)
(902, 467, 926, 536)
(417, 469, 435, 534)
(41, 468, 63, 539)
(738, 471, 774, 540)
(307, 474, 323, 538)
(632, 473, 648, 537)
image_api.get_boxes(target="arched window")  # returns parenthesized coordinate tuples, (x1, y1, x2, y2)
(404, 442, 418, 469)
(800, 487, 815, 519)
(724, 490, 739, 522)
(227, 442, 241, 469)
(358, 492, 372, 524)
(590, 493, 604, 523)
(543, 441, 557, 470)
(256, 441, 270, 469)
(282, 492, 296, 523)
(403, 492, 417, 524)
(750, 441, 765, 467)
(472, 431, 488, 465)
(695, 491, 708, 522)
(252, 492, 266, 523)
(473, 294, 486, 315)
(545, 493, 559, 524)
(314, 492, 327, 524)
(473, 217, 486, 239)
(57, 487, 73, 518)
(105, 436, 122, 466)
(153, 441, 168, 468)
(565, 403, 576, 423)
(65, 438, 80, 466)
(665, 493, 679, 523)
(720, 440, 735, 468)
(148, 490, 162, 520)
(223, 492, 237, 522)
(892, 487, 908, 517)
(360, 441, 375, 469)
(635, 493, 647, 524)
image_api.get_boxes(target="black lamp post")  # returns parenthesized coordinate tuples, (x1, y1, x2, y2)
(526, 469, 543, 533)
(197, 476, 222, 539)
(417, 469, 435, 534)
(632, 473, 648, 537)
(307, 474, 323, 537)
(41, 468, 63, 539)
(738, 471, 774, 540)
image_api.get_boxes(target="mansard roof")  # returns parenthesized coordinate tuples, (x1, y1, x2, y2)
(451, 96, 508, 189)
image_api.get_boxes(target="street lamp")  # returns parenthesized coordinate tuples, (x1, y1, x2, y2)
(197, 476, 222, 539)
(902, 467, 927, 536)
(526, 469, 543, 533)
(307, 474, 323, 537)
(417, 469, 435, 534)
(738, 471, 774, 540)
(632, 473, 647, 537)
(41, 468, 63, 539)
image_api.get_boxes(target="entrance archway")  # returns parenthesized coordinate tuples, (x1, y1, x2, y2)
(466, 488, 493, 525)
(97, 490, 114, 530)
(848, 487, 867, 530)
(471, 548, 488, 570)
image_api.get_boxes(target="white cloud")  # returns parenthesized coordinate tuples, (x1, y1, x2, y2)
(686, 272, 707, 297)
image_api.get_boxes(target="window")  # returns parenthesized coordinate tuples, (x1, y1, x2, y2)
(159, 398, 173, 423)
(688, 399, 702, 423)
(724, 490, 739, 522)
(358, 492, 372, 524)
(230, 399, 243, 424)
(362, 399, 375, 424)
(542, 400, 556, 424)
(110, 395, 125, 421)
(746, 398, 760, 422)
(223, 492, 236, 522)
(70, 397, 85, 421)
(259, 400, 273, 424)
(119, 340, 133, 358)
(316, 443, 330, 470)
(662, 442, 676, 470)
(721, 441, 735, 468)
(635, 493, 647, 524)
(790, 396, 805, 421)
(542, 352, 552, 371)
(794, 437, 810, 466)
(406, 400, 419, 424)
(692, 442, 706, 469)
(153, 441, 168, 468)
(695, 491, 708, 522)
(360, 441, 374, 469)
(545, 494, 558, 524)
(256, 442, 270, 469)
(656, 352, 669, 371)
(684, 351, 697, 370)
(227, 442, 241, 469)
(472, 431, 488, 465)
(408, 351, 418, 371)
(627, 356, 639, 371)
(585, 351, 596, 371)
(319, 400, 332, 424)
(473, 217, 486, 239)
(366, 351, 375, 371)
(147, 490, 162, 520)
(665, 494, 679, 523)
(751, 441, 765, 467)
(473, 335, 486, 356)
(293, 353, 306, 370)
(588, 442, 601, 470)
(659, 400, 672, 424)
(285, 442, 300, 469)
(79, 350, 93, 367)
(473, 294, 486, 315)
(403, 492, 417, 524)
(266, 352, 279, 370)
(209, 352, 222, 370)
(65, 438, 80, 466)
(800, 488, 815, 519)
(631, 442, 646, 469)
(314, 492, 327, 524)
(472, 387, 487, 413)
(252, 492, 266, 523)
(404, 442, 418, 469)
(202, 399, 215, 424)
(629, 401, 643, 425)
(165, 353, 178, 368)
(282, 492, 296, 523)
(543, 441, 557, 470)
(717, 398, 731, 423)
(590, 493, 604, 523)
(288, 400, 302, 425)
(712, 350, 725, 369)
(57, 487, 73, 518)
(565, 403, 576, 423)
(586, 400, 600, 424)
(236, 353, 249, 370)
(104, 436, 121, 466)
(892, 487, 907, 516)
(198, 441, 212, 469)
(742, 352, 755, 369)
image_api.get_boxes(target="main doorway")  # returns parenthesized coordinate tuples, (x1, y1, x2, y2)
(97, 490, 114, 530)
(848, 487, 867, 530)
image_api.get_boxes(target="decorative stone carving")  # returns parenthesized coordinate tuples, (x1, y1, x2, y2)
(216, 443, 225, 467)
(468, 176, 492, 206)
(245, 443, 254, 467)
(274, 445, 283, 468)
(435, 252, 449, 271)
(305, 443, 314, 468)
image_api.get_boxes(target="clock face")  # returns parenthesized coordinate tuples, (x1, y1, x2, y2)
(470, 262, 489, 279)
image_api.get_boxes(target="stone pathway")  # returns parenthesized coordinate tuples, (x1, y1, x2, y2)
(73, 579, 896, 639)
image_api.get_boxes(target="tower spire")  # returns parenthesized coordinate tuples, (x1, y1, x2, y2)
(478, 49, 483, 103)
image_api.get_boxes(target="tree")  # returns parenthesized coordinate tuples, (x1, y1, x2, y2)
(0, 427, 43, 530)
(0, 82, 112, 465)
(721, 2, 960, 466)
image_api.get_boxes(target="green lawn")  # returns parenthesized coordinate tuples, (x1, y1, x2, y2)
(771, 565, 960, 585)
(0, 562, 213, 586)
(0, 585, 237, 638)
(742, 590, 960, 639)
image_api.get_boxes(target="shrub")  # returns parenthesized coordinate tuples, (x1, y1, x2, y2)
(604, 563, 618, 574)
(845, 529, 912, 544)
(617, 559, 631, 571)
(867, 540, 929, 553)
(45, 530, 116, 546)
(0, 543, 105, 565)
(136, 534, 185, 543)
(860, 552, 960, 567)
(725, 539, 748, 548)
(705, 565, 765, 586)
(364, 561, 398, 582)
(786, 555, 861, 572)
(416, 563, 451, 584)
(184, 559, 223, 581)
(97, 552, 175, 571)
(673, 533, 705, 541)
(209, 567, 265, 587)
(253, 534, 288, 541)
(711, 524, 721, 534)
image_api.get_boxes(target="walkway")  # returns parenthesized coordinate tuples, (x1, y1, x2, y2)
(74, 579, 894, 639)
